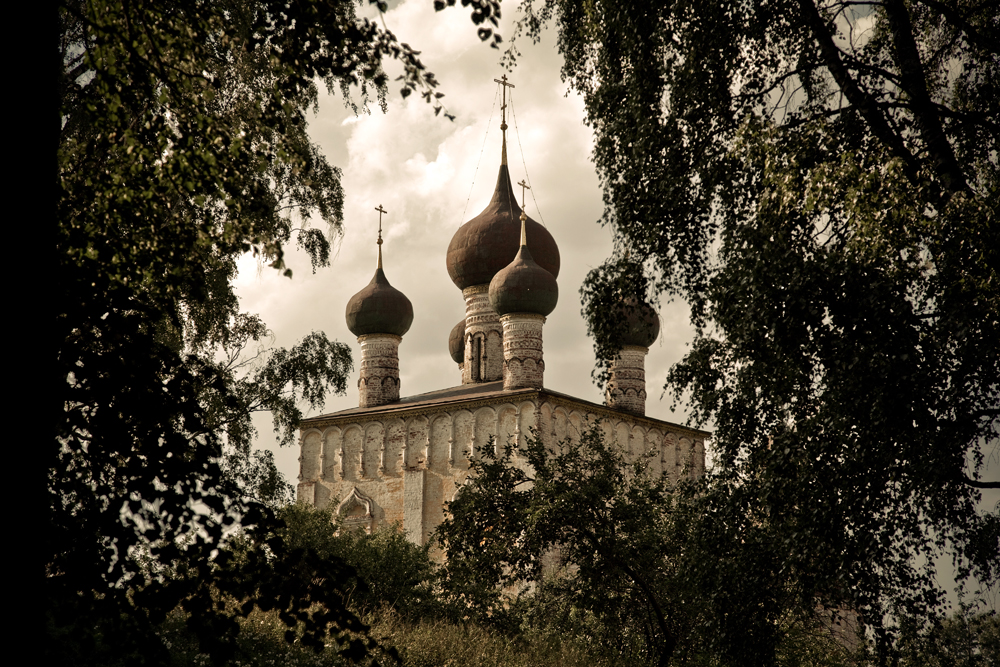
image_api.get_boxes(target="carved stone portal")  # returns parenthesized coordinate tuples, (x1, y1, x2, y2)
(336, 486, 376, 533)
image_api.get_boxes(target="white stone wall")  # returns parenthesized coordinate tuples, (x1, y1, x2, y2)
(298, 397, 706, 547)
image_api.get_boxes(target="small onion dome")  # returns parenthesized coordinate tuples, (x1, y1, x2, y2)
(345, 267, 414, 337)
(449, 318, 466, 363)
(447, 164, 560, 290)
(617, 296, 660, 348)
(489, 242, 559, 317)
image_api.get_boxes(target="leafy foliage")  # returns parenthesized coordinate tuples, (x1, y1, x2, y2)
(513, 0, 999, 658)
(279, 503, 447, 622)
(896, 608, 999, 667)
(436, 425, 871, 666)
(436, 426, 700, 665)
(54, 0, 491, 662)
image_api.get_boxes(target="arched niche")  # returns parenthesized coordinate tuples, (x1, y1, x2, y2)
(568, 410, 584, 445)
(537, 402, 554, 449)
(336, 486, 376, 533)
(645, 429, 664, 476)
(452, 410, 474, 468)
(322, 427, 343, 481)
(614, 421, 631, 454)
(693, 439, 706, 477)
(363, 422, 384, 479)
(383, 418, 405, 476)
(405, 415, 429, 469)
(473, 406, 495, 462)
(552, 406, 570, 449)
(497, 404, 518, 453)
(628, 423, 646, 462)
(679, 436, 694, 478)
(662, 431, 679, 481)
(517, 401, 537, 450)
(300, 430, 322, 482)
(342, 425, 363, 481)
(429, 415, 451, 470)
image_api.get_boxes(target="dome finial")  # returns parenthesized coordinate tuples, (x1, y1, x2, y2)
(374, 204, 387, 269)
(494, 75, 515, 166)
(517, 179, 530, 247)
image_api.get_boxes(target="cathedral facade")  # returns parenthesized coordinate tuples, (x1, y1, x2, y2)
(297, 113, 708, 546)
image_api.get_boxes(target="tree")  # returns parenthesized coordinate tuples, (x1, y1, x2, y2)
(436, 426, 864, 666)
(54, 0, 498, 662)
(511, 0, 999, 660)
(435, 427, 692, 666)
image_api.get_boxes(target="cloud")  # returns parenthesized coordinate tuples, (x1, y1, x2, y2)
(235, 0, 695, 482)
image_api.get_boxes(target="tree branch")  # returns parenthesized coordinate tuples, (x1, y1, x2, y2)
(883, 0, 969, 194)
(963, 476, 1000, 490)
(916, 0, 1000, 56)
(797, 0, 921, 183)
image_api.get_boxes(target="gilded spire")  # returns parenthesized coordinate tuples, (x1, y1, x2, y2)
(494, 75, 515, 166)
(375, 204, 387, 269)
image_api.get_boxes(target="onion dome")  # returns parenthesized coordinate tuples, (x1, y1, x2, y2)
(617, 296, 660, 348)
(449, 318, 466, 363)
(447, 163, 560, 290)
(346, 223, 413, 337)
(489, 212, 559, 317)
(346, 267, 413, 336)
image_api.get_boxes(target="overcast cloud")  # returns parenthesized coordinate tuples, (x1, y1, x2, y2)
(234, 0, 696, 483)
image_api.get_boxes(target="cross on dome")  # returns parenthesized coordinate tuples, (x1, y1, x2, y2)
(517, 179, 530, 246)
(494, 75, 515, 165)
(374, 204, 387, 268)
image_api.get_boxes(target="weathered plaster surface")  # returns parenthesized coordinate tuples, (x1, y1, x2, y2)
(299, 386, 707, 546)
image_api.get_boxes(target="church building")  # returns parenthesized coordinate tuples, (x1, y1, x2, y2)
(297, 92, 708, 545)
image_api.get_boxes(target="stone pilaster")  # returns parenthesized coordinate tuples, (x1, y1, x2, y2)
(500, 313, 545, 390)
(605, 345, 648, 415)
(462, 285, 504, 383)
(358, 333, 402, 408)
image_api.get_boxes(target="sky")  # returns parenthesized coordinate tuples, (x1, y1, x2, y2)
(233, 0, 697, 485)
(230, 2, 998, 608)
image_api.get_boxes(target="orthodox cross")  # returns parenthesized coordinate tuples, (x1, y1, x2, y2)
(375, 205, 387, 243)
(494, 75, 515, 130)
(375, 204, 387, 266)
(517, 179, 530, 246)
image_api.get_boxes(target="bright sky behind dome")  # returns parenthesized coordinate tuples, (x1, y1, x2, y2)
(234, 0, 697, 483)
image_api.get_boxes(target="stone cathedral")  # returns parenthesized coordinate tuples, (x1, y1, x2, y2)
(297, 96, 708, 545)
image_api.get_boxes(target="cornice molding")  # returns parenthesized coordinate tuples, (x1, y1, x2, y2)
(301, 388, 710, 439)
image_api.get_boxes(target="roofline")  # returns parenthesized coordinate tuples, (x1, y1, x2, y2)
(300, 384, 711, 439)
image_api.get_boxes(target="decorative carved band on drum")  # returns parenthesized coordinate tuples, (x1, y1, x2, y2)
(358, 333, 403, 407)
(499, 313, 545, 389)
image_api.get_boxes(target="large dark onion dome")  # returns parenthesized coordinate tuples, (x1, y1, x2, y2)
(345, 266, 413, 337)
(489, 216, 559, 317)
(449, 318, 466, 363)
(447, 163, 560, 290)
(617, 296, 660, 347)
